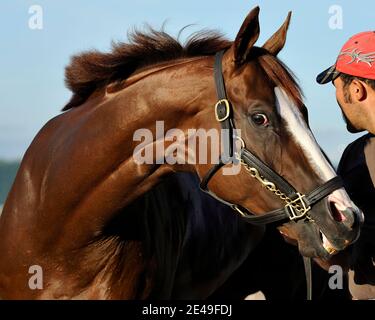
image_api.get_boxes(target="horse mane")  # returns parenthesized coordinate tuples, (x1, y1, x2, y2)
(63, 27, 303, 111)
(63, 28, 231, 110)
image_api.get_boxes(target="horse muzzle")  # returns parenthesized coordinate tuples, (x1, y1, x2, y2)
(317, 196, 363, 255)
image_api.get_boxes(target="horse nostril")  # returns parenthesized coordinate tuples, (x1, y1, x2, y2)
(329, 201, 346, 222)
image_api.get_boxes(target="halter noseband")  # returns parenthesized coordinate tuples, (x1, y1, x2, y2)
(200, 50, 344, 226)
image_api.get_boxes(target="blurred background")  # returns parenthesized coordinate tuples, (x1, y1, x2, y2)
(0, 0, 374, 206)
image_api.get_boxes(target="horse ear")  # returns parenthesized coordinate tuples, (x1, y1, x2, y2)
(262, 11, 292, 56)
(232, 6, 260, 65)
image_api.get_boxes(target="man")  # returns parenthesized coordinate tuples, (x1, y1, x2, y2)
(317, 31, 375, 134)
(316, 31, 375, 298)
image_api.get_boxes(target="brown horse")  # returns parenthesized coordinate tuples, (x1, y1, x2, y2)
(0, 7, 361, 299)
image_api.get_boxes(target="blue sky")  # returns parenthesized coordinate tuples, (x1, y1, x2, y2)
(0, 0, 374, 163)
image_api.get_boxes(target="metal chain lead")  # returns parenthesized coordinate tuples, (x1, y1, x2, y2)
(233, 137, 312, 221)
(239, 158, 312, 219)
(240, 159, 291, 204)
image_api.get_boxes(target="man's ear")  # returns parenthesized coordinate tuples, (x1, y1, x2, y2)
(232, 6, 260, 65)
(351, 80, 367, 102)
(262, 12, 291, 56)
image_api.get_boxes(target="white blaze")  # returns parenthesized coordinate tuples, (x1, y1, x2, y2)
(274, 87, 353, 209)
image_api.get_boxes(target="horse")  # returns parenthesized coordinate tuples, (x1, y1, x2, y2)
(0, 7, 362, 299)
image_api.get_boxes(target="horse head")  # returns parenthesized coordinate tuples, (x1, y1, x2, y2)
(194, 7, 362, 260)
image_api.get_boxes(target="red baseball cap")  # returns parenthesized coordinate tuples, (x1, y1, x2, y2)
(317, 31, 375, 84)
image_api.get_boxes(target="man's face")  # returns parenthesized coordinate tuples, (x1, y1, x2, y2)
(333, 77, 365, 133)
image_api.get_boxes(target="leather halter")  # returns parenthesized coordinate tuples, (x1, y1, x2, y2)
(200, 50, 344, 226)
(199, 50, 345, 300)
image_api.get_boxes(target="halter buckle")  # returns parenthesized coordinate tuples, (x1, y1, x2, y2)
(285, 193, 312, 221)
(215, 99, 231, 122)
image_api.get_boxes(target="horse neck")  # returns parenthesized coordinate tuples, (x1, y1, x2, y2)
(107, 56, 217, 200)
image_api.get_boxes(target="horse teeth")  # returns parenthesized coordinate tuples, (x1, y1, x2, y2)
(321, 232, 336, 254)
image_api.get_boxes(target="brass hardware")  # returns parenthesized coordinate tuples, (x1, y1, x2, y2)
(215, 99, 230, 122)
(240, 161, 312, 222)
(234, 135, 245, 149)
(285, 193, 312, 221)
(248, 167, 277, 192)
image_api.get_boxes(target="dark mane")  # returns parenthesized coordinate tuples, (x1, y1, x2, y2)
(63, 28, 231, 110)
(63, 27, 302, 111)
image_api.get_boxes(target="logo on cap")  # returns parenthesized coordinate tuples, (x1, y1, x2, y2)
(338, 48, 375, 67)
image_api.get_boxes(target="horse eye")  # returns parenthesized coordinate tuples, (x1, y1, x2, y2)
(251, 113, 269, 126)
